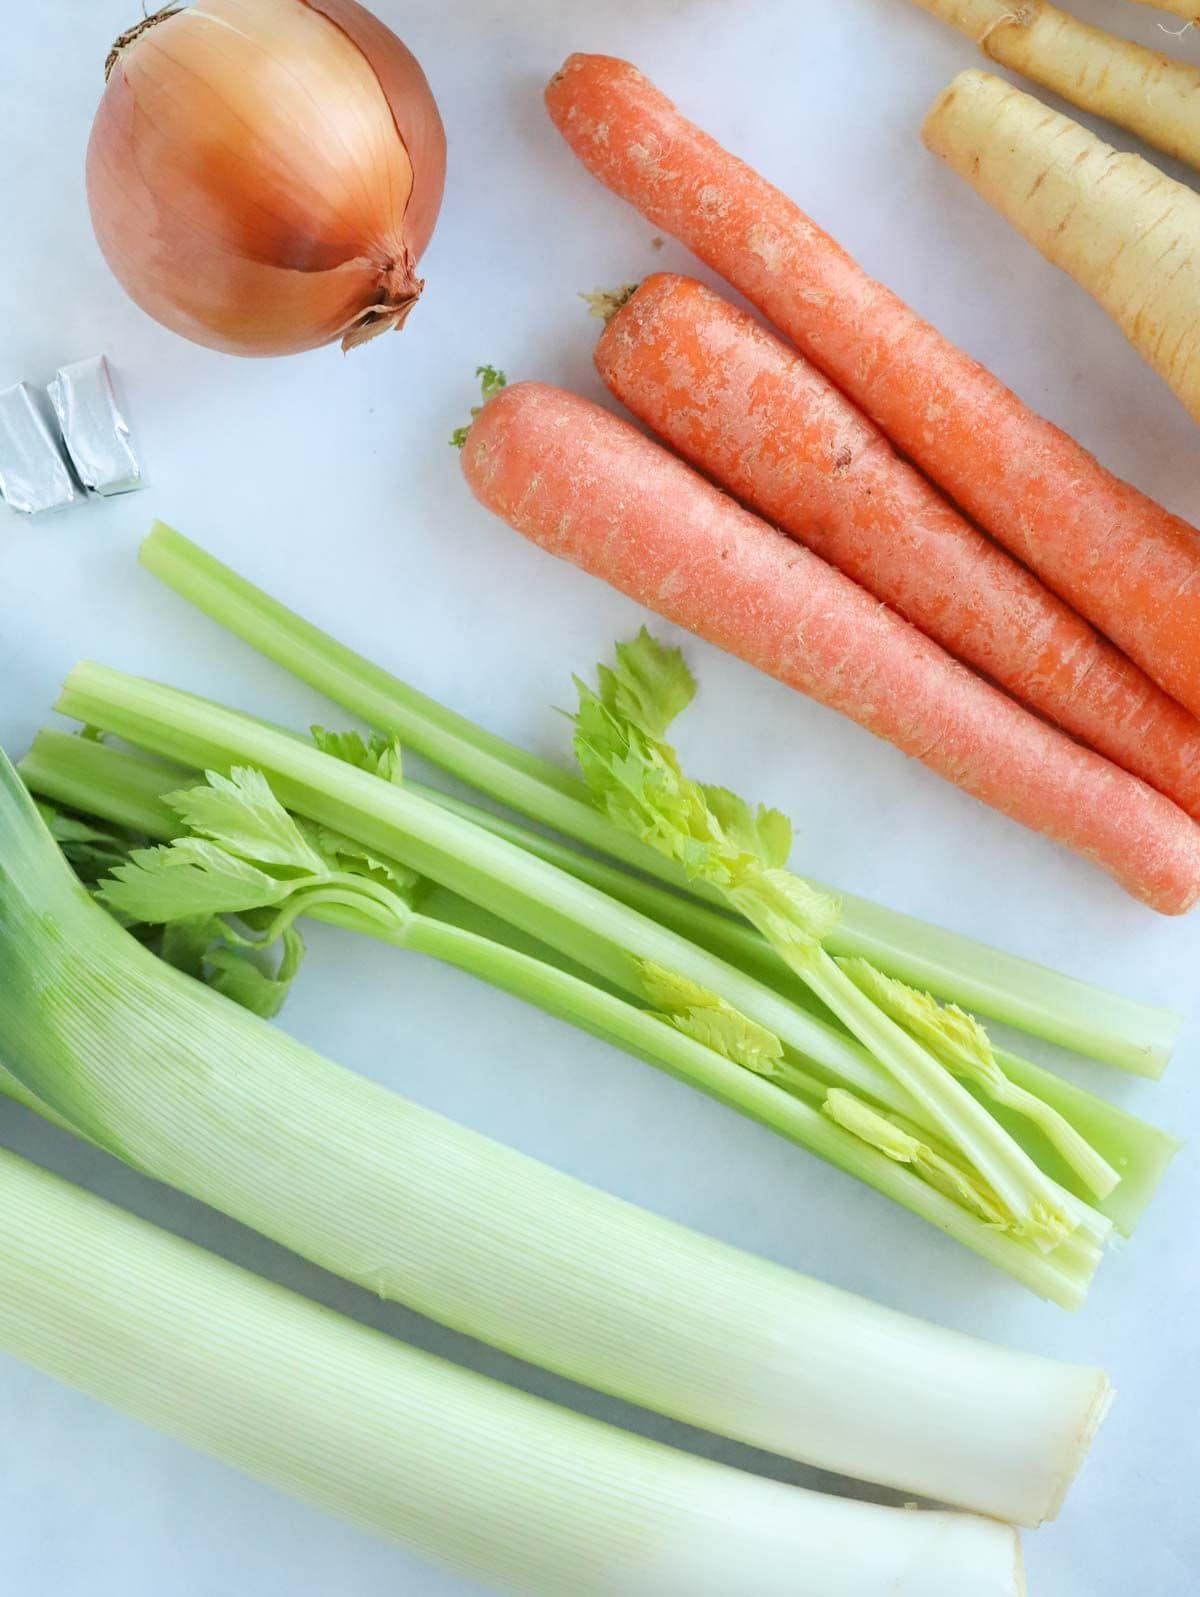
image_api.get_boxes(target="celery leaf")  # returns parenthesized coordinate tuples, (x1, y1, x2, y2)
(823, 1088, 1009, 1228)
(313, 828, 420, 896)
(100, 838, 295, 923)
(165, 767, 327, 874)
(36, 802, 138, 885)
(838, 957, 997, 1083)
(311, 727, 404, 787)
(594, 630, 696, 738)
(639, 960, 785, 1078)
(573, 648, 838, 949)
(207, 927, 305, 1019)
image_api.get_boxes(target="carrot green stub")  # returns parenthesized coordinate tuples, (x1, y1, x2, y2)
(460, 379, 1200, 915)
(595, 273, 1200, 825)
(545, 52, 1200, 721)
(0, 1149, 1029, 1597)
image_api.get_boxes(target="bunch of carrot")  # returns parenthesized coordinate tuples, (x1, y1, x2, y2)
(459, 53, 1200, 916)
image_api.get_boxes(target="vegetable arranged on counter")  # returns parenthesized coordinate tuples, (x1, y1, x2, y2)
(924, 70, 1200, 426)
(136, 525, 1181, 1075)
(88, 0, 445, 355)
(910, 0, 1200, 174)
(22, 708, 1178, 1239)
(0, 751, 1113, 1529)
(592, 272, 1200, 823)
(545, 54, 1200, 720)
(0, 1152, 1035, 1597)
(2, 5, 1192, 1586)
(8, 532, 1180, 1305)
(460, 380, 1200, 914)
(31, 658, 1118, 1303)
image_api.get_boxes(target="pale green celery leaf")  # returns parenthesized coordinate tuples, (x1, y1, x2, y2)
(156, 913, 306, 1018)
(839, 957, 1000, 1086)
(313, 827, 420, 897)
(700, 786, 793, 871)
(207, 927, 305, 1018)
(99, 838, 295, 923)
(728, 871, 842, 958)
(311, 727, 404, 786)
(638, 959, 785, 1078)
(165, 768, 327, 874)
(839, 957, 1121, 1202)
(823, 1089, 1009, 1230)
(593, 629, 696, 738)
(573, 692, 735, 883)
(573, 660, 839, 958)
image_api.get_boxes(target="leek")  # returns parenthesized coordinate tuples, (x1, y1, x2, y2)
(0, 745, 1109, 1525)
(138, 521, 1179, 1076)
(49, 664, 1120, 1304)
(0, 1148, 1029, 1596)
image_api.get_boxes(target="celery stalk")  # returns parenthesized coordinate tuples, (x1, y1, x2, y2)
(21, 728, 1174, 1238)
(0, 1149, 1032, 1596)
(46, 664, 1117, 1300)
(138, 522, 1178, 1076)
(0, 749, 1111, 1523)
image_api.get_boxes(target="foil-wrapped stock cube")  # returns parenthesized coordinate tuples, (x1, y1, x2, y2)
(0, 381, 84, 516)
(48, 355, 142, 498)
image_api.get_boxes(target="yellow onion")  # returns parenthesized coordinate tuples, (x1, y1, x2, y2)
(87, 0, 446, 356)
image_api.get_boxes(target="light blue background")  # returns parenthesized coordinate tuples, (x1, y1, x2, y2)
(2, 1, 1197, 1591)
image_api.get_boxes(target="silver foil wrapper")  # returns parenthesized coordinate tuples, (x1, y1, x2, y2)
(0, 382, 85, 515)
(48, 355, 142, 497)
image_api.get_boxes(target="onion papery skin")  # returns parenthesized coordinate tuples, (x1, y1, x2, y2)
(87, 0, 447, 357)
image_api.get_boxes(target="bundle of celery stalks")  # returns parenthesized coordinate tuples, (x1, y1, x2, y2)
(0, 523, 1181, 1595)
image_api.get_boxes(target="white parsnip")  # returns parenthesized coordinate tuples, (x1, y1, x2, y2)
(923, 71, 1200, 424)
(911, 0, 1200, 172)
(1127, 0, 1199, 22)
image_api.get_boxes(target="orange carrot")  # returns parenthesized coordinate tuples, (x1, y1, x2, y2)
(595, 273, 1200, 823)
(460, 380, 1200, 915)
(545, 54, 1200, 722)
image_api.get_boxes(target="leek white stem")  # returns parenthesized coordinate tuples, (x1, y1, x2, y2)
(0, 1149, 1029, 1596)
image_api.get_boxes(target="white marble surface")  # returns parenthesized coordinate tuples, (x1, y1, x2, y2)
(2, 1, 1198, 1592)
